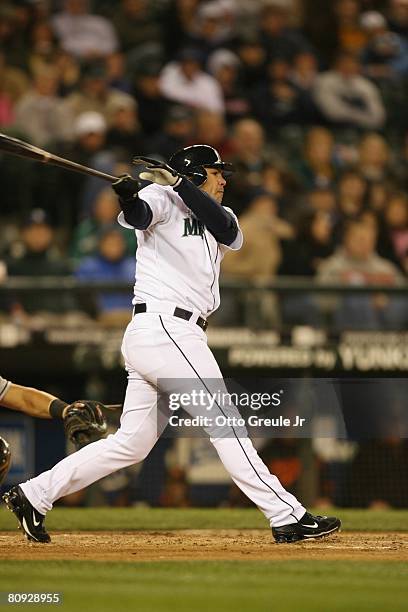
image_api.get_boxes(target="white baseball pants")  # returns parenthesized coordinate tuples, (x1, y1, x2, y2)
(21, 311, 305, 527)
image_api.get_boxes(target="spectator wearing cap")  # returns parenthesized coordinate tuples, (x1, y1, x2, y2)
(61, 60, 136, 125)
(207, 49, 249, 123)
(159, 47, 225, 113)
(55, 111, 113, 226)
(147, 105, 195, 160)
(75, 226, 135, 324)
(14, 65, 71, 147)
(360, 10, 408, 79)
(313, 51, 386, 130)
(6, 209, 74, 314)
(184, 1, 238, 62)
(51, 0, 119, 59)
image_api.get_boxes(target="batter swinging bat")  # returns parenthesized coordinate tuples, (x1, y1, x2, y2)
(0, 132, 118, 182)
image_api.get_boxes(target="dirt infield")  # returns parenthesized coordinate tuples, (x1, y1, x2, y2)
(0, 530, 407, 561)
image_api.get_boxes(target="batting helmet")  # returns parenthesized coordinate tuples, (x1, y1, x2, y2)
(0, 436, 11, 486)
(169, 145, 234, 187)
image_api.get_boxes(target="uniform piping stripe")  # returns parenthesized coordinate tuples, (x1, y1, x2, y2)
(159, 316, 299, 521)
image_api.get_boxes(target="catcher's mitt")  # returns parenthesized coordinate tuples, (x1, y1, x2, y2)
(0, 436, 11, 486)
(63, 401, 108, 450)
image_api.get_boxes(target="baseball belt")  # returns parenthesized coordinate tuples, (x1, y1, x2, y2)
(132, 303, 208, 331)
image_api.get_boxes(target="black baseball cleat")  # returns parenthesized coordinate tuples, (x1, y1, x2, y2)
(272, 512, 341, 544)
(2, 486, 50, 543)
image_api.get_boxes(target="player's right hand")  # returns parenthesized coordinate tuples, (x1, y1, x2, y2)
(133, 157, 182, 187)
(112, 174, 141, 202)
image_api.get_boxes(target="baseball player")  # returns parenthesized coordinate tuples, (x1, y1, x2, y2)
(3, 145, 341, 544)
(0, 375, 108, 486)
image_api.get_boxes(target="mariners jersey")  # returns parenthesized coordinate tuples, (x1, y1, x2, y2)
(118, 183, 243, 317)
(0, 376, 10, 401)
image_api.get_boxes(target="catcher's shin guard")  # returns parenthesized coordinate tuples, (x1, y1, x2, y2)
(0, 437, 11, 486)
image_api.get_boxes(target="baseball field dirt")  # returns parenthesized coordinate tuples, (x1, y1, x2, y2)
(1, 508, 408, 612)
(0, 530, 407, 561)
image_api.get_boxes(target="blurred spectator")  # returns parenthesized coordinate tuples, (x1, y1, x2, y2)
(250, 57, 311, 135)
(111, 0, 162, 53)
(280, 210, 335, 276)
(14, 65, 71, 147)
(317, 219, 406, 330)
(70, 188, 136, 263)
(61, 61, 136, 125)
(235, 34, 267, 90)
(132, 60, 170, 136)
(356, 132, 394, 183)
(388, 0, 408, 37)
(332, 169, 368, 241)
(51, 0, 119, 59)
(56, 111, 112, 225)
(207, 49, 249, 123)
(28, 20, 59, 75)
(105, 52, 132, 94)
(185, 1, 237, 61)
(6, 209, 73, 315)
(161, 0, 201, 58)
(292, 126, 337, 189)
(0, 50, 29, 105)
(193, 110, 233, 158)
(259, 3, 312, 62)
(333, 0, 368, 54)
(225, 118, 277, 214)
(106, 96, 145, 159)
(222, 190, 293, 326)
(306, 186, 337, 215)
(0, 4, 28, 70)
(313, 51, 386, 129)
(159, 47, 225, 113)
(378, 192, 408, 273)
(289, 51, 319, 93)
(147, 105, 194, 160)
(360, 10, 408, 79)
(75, 226, 134, 323)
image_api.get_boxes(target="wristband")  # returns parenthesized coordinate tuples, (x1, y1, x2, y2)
(49, 399, 68, 419)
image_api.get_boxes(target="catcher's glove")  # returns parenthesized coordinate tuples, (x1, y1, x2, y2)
(0, 437, 11, 486)
(63, 401, 108, 450)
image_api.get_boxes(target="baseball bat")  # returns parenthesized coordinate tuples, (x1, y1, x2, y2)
(0, 132, 118, 182)
(104, 404, 123, 411)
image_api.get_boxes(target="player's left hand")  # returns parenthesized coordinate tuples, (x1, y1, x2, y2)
(63, 401, 108, 450)
(133, 157, 182, 187)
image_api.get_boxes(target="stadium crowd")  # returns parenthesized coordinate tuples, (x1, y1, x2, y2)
(1, 0, 408, 329)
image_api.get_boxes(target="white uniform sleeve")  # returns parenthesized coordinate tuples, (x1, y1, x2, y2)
(117, 184, 171, 230)
(219, 207, 243, 253)
(0, 376, 11, 402)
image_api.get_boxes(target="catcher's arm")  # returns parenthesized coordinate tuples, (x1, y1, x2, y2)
(1, 382, 59, 419)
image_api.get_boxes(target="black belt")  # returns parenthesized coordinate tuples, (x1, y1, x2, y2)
(133, 303, 208, 331)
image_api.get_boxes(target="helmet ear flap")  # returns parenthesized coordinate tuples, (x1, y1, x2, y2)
(187, 165, 207, 186)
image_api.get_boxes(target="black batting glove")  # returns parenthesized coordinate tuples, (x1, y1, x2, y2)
(112, 174, 141, 203)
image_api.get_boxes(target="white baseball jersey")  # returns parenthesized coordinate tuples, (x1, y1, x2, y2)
(118, 183, 243, 317)
(0, 376, 10, 401)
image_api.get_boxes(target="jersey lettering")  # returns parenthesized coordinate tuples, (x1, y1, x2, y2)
(182, 217, 205, 237)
